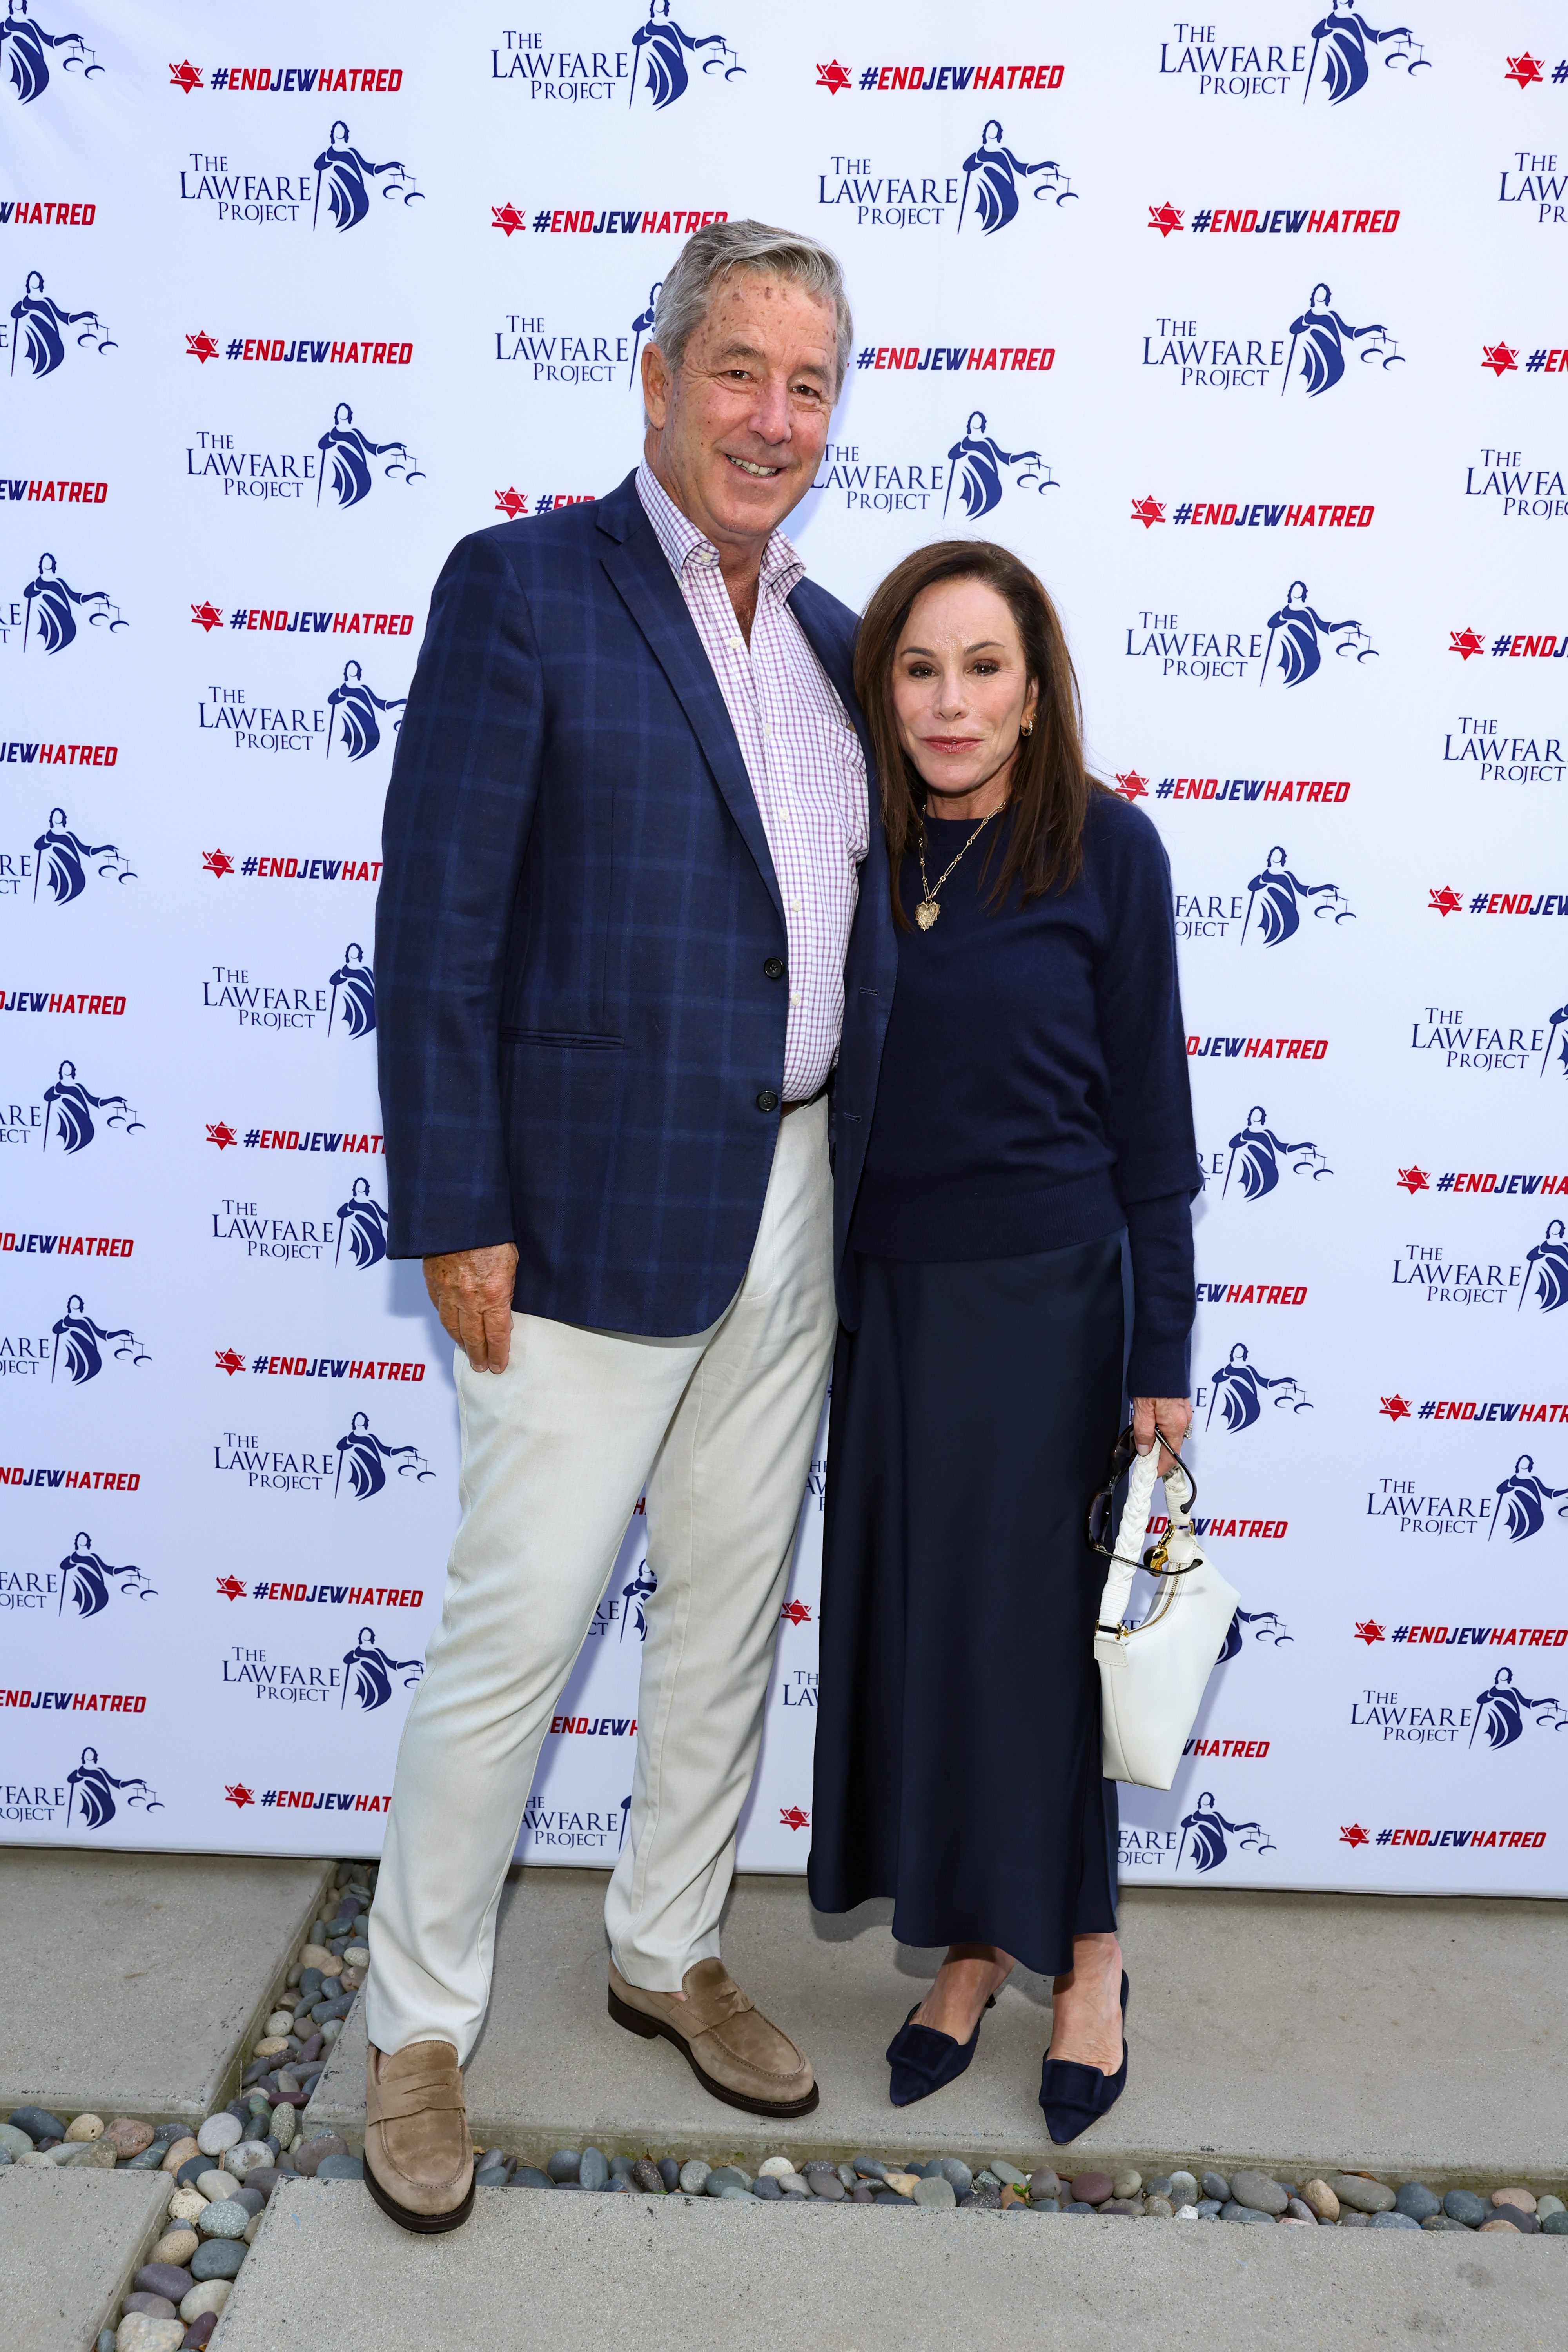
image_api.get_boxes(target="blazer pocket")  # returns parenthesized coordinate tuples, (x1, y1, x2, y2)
(501, 1028, 624, 1051)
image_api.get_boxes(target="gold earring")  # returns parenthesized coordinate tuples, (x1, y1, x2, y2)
(1020, 716, 1034, 737)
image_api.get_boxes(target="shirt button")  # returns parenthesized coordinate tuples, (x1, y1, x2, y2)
(755, 1089, 779, 1114)
(789, 991, 800, 1007)
(763, 957, 785, 980)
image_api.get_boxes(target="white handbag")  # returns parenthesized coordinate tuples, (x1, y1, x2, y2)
(1093, 1439, 1240, 1790)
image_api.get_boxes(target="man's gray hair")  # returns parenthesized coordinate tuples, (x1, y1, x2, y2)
(650, 218, 853, 399)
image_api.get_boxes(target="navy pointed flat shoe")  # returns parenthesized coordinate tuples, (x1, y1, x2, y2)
(885, 1994, 995, 2108)
(1038, 1970, 1129, 2146)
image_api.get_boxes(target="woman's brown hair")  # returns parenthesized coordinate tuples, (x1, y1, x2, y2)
(852, 540, 1110, 929)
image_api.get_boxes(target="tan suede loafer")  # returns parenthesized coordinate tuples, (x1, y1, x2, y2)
(363, 2040, 475, 2234)
(608, 1957, 819, 2117)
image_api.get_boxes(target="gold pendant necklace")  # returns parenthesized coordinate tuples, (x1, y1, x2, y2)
(916, 809, 999, 929)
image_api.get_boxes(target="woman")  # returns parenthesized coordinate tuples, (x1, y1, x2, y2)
(809, 542, 1198, 2143)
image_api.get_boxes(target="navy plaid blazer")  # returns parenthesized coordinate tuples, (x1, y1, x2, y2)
(376, 470, 896, 1336)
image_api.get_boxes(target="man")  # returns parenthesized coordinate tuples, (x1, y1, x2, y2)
(365, 221, 894, 2233)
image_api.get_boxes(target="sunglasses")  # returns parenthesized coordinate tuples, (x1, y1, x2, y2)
(1086, 1421, 1198, 1575)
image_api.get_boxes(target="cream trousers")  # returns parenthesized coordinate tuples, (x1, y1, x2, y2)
(365, 1098, 833, 2062)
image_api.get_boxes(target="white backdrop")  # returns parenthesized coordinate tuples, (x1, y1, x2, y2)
(3, 3, 1566, 1895)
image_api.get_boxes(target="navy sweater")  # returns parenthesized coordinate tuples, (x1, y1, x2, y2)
(849, 791, 1199, 1398)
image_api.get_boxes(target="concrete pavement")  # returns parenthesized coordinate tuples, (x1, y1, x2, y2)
(306, 1868, 1567, 2189)
(216, 2180, 1563, 2352)
(0, 2166, 174, 2349)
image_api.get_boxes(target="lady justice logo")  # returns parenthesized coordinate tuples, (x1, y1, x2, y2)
(1261, 582, 1377, 687)
(42, 1061, 142, 1154)
(327, 662, 405, 760)
(9, 271, 113, 378)
(65, 1748, 160, 1831)
(334, 1411, 432, 1499)
(316, 405, 423, 509)
(1176, 1789, 1276, 1871)
(31, 808, 134, 904)
(340, 1626, 423, 1710)
(1303, 5, 1427, 109)
(944, 412, 1056, 519)
(628, 2, 743, 111)
(1204, 1342, 1312, 1430)
(57, 1531, 154, 1616)
(1283, 282, 1401, 396)
(50, 1293, 149, 1385)
(1490, 1455, 1566, 1544)
(312, 122, 422, 230)
(20, 554, 126, 653)
(1222, 1106, 1332, 1197)
(1242, 846, 1354, 945)
(958, 120, 1075, 233)
(1470, 1666, 1566, 1750)
(334, 1177, 388, 1269)
(0, 0, 99, 103)
(1217, 1606, 1292, 1662)
(328, 943, 375, 1038)
(1521, 1219, 1568, 1312)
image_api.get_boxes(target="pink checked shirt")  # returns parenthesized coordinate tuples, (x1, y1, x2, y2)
(637, 462, 868, 1100)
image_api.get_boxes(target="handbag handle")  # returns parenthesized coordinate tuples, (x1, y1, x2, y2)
(1095, 1440, 1161, 1639)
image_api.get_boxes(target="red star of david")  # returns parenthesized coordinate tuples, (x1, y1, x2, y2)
(202, 849, 235, 879)
(214, 1347, 246, 1376)
(225, 1782, 255, 1807)
(1112, 772, 1149, 802)
(779, 1804, 810, 1831)
(1428, 886, 1462, 917)
(1339, 1823, 1369, 1848)
(816, 60, 852, 94)
(780, 1598, 812, 1626)
(1354, 1621, 1386, 1646)
(1396, 1166, 1429, 1194)
(1148, 202, 1183, 238)
(1481, 343, 1518, 377)
(169, 60, 203, 94)
(216, 1575, 247, 1602)
(1130, 495, 1165, 529)
(1379, 1396, 1411, 1421)
(1504, 53, 1544, 90)
(191, 600, 224, 633)
(206, 1122, 238, 1150)
(491, 204, 526, 236)
(186, 331, 221, 365)
(1448, 628, 1485, 661)
(494, 488, 529, 519)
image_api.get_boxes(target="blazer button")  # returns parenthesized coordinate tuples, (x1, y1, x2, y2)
(755, 1089, 780, 1113)
(763, 957, 785, 980)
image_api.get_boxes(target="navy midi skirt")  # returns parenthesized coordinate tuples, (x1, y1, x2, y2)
(808, 1235, 1125, 1978)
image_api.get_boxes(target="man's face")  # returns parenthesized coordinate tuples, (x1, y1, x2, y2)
(642, 272, 838, 554)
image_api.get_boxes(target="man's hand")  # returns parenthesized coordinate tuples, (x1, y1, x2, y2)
(1132, 1395, 1192, 1477)
(423, 1243, 518, 1374)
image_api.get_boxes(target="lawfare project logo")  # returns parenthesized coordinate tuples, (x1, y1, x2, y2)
(178, 123, 423, 230)
(1209, 1105, 1333, 1198)
(7, 269, 114, 377)
(817, 120, 1075, 234)
(1154, 9, 1428, 106)
(1, 1, 101, 104)
(1, 1531, 154, 1617)
(187, 404, 424, 507)
(211, 1176, 389, 1267)
(222, 1624, 423, 1708)
(7, 554, 126, 653)
(814, 410, 1056, 519)
(202, 944, 374, 1036)
(2, 1060, 143, 1153)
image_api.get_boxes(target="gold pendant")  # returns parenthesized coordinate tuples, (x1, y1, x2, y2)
(916, 899, 939, 930)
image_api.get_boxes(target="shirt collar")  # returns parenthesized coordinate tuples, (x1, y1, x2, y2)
(636, 461, 805, 601)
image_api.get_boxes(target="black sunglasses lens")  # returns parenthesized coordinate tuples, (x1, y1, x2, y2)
(1087, 1490, 1112, 1546)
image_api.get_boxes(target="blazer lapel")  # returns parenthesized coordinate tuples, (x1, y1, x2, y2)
(597, 496, 782, 920)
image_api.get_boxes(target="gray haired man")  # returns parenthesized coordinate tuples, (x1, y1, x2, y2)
(362, 222, 891, 2231)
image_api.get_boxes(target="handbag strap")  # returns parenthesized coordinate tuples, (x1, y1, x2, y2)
(1095, 1441, 1161, 1638)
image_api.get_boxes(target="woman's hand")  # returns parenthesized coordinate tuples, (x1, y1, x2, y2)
(1132, 1395, 1192, 1476)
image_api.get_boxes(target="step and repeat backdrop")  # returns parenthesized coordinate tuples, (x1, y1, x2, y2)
(2, 3, 1565, 1893)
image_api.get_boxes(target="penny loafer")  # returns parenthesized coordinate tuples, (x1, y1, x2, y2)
(886, 1994, 995, 2108)
(363, 2040, 475, 2234)
(1038, 1971, 1129, 2146)
(608, 1957, 819, 2118)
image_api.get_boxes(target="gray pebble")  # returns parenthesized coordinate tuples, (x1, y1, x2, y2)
(991, 2160, 1029, 2189)
(121, 2294, 178, 2321)
(609, 2155, 639, 2181)
(679, 2160, 711, 2195)
(1540, 2212, 1568, 2236)
(1026, 2169, 1059, 2202)
(1230, 2169, 1289, 2216)
(973, 2168, 1002, 2190)
(851, 2154, 886, 2179)
(190, 2239, 247, 2281)
(1032, 2198, 1062, 2215)
(290, 2134, 346, 2179)
(0, 2125, 33, 2160)
(175, 2160, 209, 2190)
(1285, 2199, 1318, 2224)
(1144, 2176, 1173, 2201)
(1195, 2199, 1223, 2219)
(1443, 2189, 1486, 2226)
(601, 2178, 633, 2194)
(707, 2165, 750, 2196)
(97, 2333, 117, 2352)
(315, 2153, 363, 2180)
(553, 2180, 587, 2190)
(937, 2158, 973, 2196)
(807, 2171, 846, 2200)
(1201, 2171, 1230, 2204)
(1371, 2210, 1421, 2230)
(1168, 2171, 1199, 2205)
(197, 2198, 249, 2241)
(135, 2265, 194, 2303)
(580, 2147, 610, 2192)
(717, 2184, 755, 2201)
(751, 2174, 784, 2200)
(835, 2163, 857, 2191)
(7, 2107, 65, 2144)
(658, 2157, 682, 2192)
(1394, 2182, 1441, 2221)
(1423, 2214, 1473, 2232)
(1145, 2196, 1175, 2220)
(913, 2175, 956, 2209)
(121, 2145, 168, 2172)
(962, 2185, 1002, 2211)
(778, 2174, 810, 2197)
(511, 2166, 555, 2189)
(1330, 2174, 1395, 2215)
(475, 2167, 509, 2190)
(546, 2150, 580, 2183)
(632, 2158, 665, 2195)
(1337, 2210, 1372, 2228)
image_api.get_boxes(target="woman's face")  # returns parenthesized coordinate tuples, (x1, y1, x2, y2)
(890, 577, 1038, 809)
